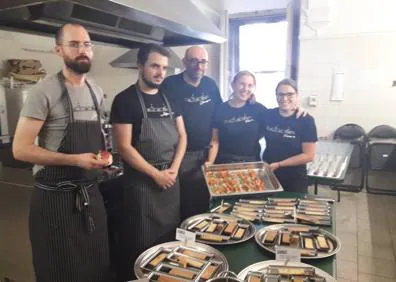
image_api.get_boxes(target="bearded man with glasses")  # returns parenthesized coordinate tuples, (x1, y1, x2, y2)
(12, 23, 113, 282)
(162, 46, 223, 221)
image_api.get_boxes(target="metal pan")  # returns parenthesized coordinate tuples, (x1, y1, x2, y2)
(254, 224, 341, 259)
(134, 241, 228, 280)
(237, 260, 337, 282)
(202, 162, 283, 198)
(180, 213, 256, 245)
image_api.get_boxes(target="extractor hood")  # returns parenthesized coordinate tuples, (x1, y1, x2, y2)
(110, 48, 183, 70)
(0, 0, 226, 48)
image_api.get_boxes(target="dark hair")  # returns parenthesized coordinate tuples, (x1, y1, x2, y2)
(55, 22, 85, 45)
(232, 70, 256, 85)
(275, 78, 298, 93)
(137, 44, 171, 65)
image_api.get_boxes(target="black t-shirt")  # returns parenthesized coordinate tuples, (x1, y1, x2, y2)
(213, 102, 267, 158)
(162, 73, 222, 151)
(262, 108, 318, 179)
(110, 84, 181, 146)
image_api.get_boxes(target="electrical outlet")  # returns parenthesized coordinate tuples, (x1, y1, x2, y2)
(392, 80, 396, 87)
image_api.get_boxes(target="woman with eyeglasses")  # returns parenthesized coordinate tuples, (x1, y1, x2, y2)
(261, 78, 317, 193)
(206, 71, 266, 164)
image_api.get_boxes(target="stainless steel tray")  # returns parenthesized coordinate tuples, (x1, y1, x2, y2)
(180, 213, 256, 245)
(237, 260, 337, 282)
(202, 162, 283, 198)
(255, 224, 341, 259)
(134, 241, 229, 281)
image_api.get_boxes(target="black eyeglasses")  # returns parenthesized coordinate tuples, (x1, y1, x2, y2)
(276, 92, 296, 98)
(186, 58, 209, 66)
(60, 41, 93, 50)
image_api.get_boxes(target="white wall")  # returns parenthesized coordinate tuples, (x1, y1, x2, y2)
(298, 0, 396, 137)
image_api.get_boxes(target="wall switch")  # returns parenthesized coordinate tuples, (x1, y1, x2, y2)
(308, 95, 318, 107)
(392, 80, 396, 87)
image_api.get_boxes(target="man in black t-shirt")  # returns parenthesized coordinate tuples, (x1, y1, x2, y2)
(162, 46, 222, 220)
(110, 44, 187, 281)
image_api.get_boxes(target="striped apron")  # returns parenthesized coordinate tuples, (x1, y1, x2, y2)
(29, 72, 112, 282)
(116, 87, 180, 281)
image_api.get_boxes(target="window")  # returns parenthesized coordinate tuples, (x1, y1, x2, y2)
(228, 3, 300, 108)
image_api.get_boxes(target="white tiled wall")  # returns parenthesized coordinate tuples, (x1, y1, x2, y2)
(298, 0, 396, 137)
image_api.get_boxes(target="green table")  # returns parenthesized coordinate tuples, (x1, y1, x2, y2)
(210, 192, 336, 277)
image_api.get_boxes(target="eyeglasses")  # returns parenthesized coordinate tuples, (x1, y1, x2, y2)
(186, 58, 209, 66)
(276, 92, 296, 98)
(60, 41, 94, 50)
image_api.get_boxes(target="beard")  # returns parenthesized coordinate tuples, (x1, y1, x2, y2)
(142, 73, 162, 89)
(64, 55, 91, 74)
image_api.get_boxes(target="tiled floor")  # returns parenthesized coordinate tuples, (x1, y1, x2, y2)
(0, 182, 395, 281)
(308, 186, 396, 282)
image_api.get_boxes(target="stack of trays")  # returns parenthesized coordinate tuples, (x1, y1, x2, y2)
(296, 199, 333, 226)
(134, 241, 229, 281)
(237, 260, 336, 282)
(255, 224, 341, 259)
(180, 213, 256, 245)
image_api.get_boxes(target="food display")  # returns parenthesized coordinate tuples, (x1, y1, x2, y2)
(134, 241, 228, 281)
(230, 198, 333, 227)
(203, 162, 283, 198)
(255, 224, 340, 259)
(237, 260, 337, 282)
(180, 213, 256, 245)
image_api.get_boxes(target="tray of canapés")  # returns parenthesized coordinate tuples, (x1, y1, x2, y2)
(203, 162, 283, 198)
(134, 241, 228, 281)
(237, 260, 337, 282)
(230, 197, 333, 227)
(180, 213, 256, 245)
(255, 224, 341, 259)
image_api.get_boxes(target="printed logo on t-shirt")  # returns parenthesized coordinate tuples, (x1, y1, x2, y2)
(147, 104, 173, 117)
(72, 103, 98, 120)
(185, 93, 212, 106)
(266, 125, 296, 139)
(224, 114, 255, 124)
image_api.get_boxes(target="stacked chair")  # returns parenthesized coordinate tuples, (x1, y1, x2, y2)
(332, 123, 367, 192)
(366, 125, 396, 195)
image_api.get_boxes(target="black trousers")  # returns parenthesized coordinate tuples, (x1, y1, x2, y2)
(179, 150, 210, 221)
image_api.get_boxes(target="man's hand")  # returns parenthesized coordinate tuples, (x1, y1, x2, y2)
(153, 170, 176, 190)
(295, 107, 308, 118)
(74, 153, 108, 170)
(164, 168, 178, 182)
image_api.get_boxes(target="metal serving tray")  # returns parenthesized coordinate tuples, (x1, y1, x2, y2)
(134, 241, 228, 281)
(202, 162, 283, 198)
(255, 224, 341, 259)
(237, 260, 336, 282)
(180, 213, 256, 245)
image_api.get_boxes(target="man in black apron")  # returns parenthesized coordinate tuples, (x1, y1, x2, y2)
(12, 24, 112, 282)
(162, 46, 223, 221)
(110, 44, 187, 281)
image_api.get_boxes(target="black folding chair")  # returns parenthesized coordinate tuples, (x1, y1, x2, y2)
(366, 125, 396, 195)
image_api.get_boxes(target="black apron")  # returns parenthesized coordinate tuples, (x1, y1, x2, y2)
(179, 149, 210, 221)
(29, 72, 112, 282)
(117, 87, 180, 281)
